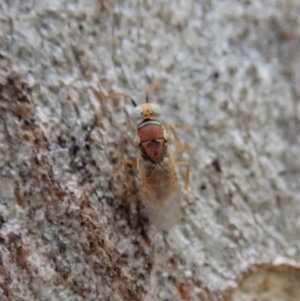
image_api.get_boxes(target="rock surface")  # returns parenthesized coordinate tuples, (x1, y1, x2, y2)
(0, 0, 299, 300)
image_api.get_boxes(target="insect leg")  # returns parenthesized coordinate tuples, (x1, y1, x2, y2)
(110, 134, 136, 176)
(175, 159, 196, 198)
(105, 92, 137, 107)
(110, 134, 136, 194)
(175, 159, 190, 190)
(145, 82, 161, 102)
(166, 123, 195, 154)
(103, 92, 137, 131)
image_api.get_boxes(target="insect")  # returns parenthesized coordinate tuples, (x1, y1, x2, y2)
(109, 93, 192, 231)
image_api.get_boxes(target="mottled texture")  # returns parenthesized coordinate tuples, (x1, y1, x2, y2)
(224, 261, 300, 301)
(0, 0, 299, 300)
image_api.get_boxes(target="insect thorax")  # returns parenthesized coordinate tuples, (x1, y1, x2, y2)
(137, 119, 167, 164)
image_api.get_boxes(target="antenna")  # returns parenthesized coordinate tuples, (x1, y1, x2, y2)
(131, 98, 137, 107)
(145, 82, 161, 103)
(105, 92, 137, 107)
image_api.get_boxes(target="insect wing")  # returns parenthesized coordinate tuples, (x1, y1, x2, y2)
(142, 184, 181, 231)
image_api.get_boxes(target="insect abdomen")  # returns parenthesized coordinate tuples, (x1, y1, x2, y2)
(139, 150, 178, 204)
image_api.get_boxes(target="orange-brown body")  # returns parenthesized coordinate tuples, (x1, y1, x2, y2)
(108, 94, 191, 231)
(132, 104, 181, 230)
(136, 122, 178, 204)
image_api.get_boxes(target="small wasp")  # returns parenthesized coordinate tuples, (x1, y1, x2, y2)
(109, 92, 192, 231)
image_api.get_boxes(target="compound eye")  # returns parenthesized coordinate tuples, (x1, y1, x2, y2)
(131, 106, 144, 120)
(150, 104, 162, 118)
